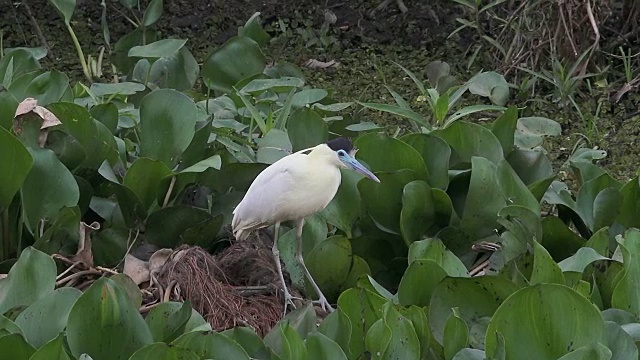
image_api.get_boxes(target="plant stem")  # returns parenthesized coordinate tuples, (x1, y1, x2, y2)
(66, 22, 93, 84)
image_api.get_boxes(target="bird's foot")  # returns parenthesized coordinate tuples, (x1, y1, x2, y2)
(282, 289, 299, 316)
(312, 296, 335, 313)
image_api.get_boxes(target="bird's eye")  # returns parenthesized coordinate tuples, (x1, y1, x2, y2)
(337, 150, 346, 157)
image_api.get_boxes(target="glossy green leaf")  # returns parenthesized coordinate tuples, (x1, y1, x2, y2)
(287, 107, 328, 151)
(223, 327, 271, 360)
(318, 309, 352, 358)
(497, 159, 540, 214)
(485, 284, 606, 359)
(461, 157, 506, 238)
(172, 331, 249, 360)
(397, 259, 447, 306)
(356, 133, 428, 180)
(452, 349, 485, 360)
(139, 89, 196, 166)
(468, 71, 509, 106)
(408, 238, 468, 277)
(612, 229, 640, 318)
(275, 303, 317, 340)
(238, 12, 270, 46)
(617, 177, 640, 228)
(145, 301, 192, 343)
(359, 170, 420, 234)
(576, 174, 622, 232)
(89, 82, 146, 97)
(0, 127, 32, 208)
(306, 236, 352, 300)
(142, 0, 163, 26)
(0, 247, 56, 315)
(605, 321, 638, 360)
(530, 240, 565, 284)
(15, 287, 81, 348)
(0, 49, 40, 85)
(320, 170, 363, 238)
(559, 247, 609, 273)
(365, 318, 391, 359)
(400, 180, 436, 245)
(67, 277, 153, 360)
(147, 47, 200, 91)
(90, 103, 118, 134)
(306, 332, 348, 360)
(337, 288, 387, 358)
(514, 117, 561, 149)
(0, 333, 35, 359)
(491, 105, 518, 153)
(29, 334, 72, 360)
(380, 303, 421, 360)
(23, 71, 69, 106)
(123, 158, 172, 209)
(540, 216, 586, 261)
(48, 0, 75, 24)
(240, 77, 303, 94)
(432, 121, 504, 166)
(507, 148, 554, 185)
(556, 343, 612, 360)
(202, 36, 266, 94)
(129, 39, 186, 59)
(444, 310, 469, 360)
(400, 133, 451, 190)
(129, 343, 199, 360)
(264, 321, 308, 360)
(357, 102, 430, 127)
(292, 89, 328, 108)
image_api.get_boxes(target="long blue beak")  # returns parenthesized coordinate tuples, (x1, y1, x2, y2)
(341, 155, 380, 183)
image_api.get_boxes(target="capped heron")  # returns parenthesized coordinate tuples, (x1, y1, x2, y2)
(232, 137, 380, 313)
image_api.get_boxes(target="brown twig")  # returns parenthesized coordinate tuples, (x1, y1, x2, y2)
(20, 0, 54, 58)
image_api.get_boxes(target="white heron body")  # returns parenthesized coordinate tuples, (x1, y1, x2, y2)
(232, 145, 342, 240)
(231, 138, 379, 314)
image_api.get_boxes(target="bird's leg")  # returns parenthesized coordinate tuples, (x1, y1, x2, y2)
(272, 221, 296, 314)
(294, 219, 335, 313)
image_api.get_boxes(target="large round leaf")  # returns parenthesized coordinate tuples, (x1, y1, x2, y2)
(355, 133, 428, 180)
(400, 180, 436, 245)
(431, 121, 503, 167)
(306, 332, 348, 360)
(485, 284, 606, 359)
(123, 158, 173, 209)
(337, 288, 387, 358)
(202, 36, 266, 94)
(287, 107, 328, 152)
(146, 302, 211, 343)
(0, 127, 32, 208)
(15, 287, 81, 348)
(429, 276, 519, 345)
(0, 247, 56, 315)
(67, 277, 153, 360)
(306, 235, 352, 301)
(460, 157, 506, 238)
(397, 260, 447, 307)
(139, 89, 197, 167)
(23, 70, 69, 106)
(320, 170, 363, 238)
(400, 133, 451, 190)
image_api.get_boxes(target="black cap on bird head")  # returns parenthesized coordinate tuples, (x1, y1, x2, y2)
(326, 137, 354, 153)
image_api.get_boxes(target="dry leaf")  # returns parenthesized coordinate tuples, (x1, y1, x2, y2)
(123, 254, 150, 285)
(149, 248, 172, 279)
(70, 221, 100, 267)
(303, 59, 340, 70)
(13, 97, 62, 148)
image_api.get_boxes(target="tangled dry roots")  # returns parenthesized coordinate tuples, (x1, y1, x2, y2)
(156, 232, 286, 336)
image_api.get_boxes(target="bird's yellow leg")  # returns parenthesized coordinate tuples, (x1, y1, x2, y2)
(272, 221, 296, 314)
(294, 219, 335, 313)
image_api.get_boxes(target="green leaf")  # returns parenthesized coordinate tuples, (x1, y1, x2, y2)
(497, 159, 540, 214)
(576, 174, 622, 232)
(491, 105, 518, 153)
(20, 148, 79, 231)
(559, 247, 609, 273)
(530, 241, 565, 284)
(514, 117, 562, 149)
(145, 301, 192, 343)
(15, 287, 81, 348)
(306, 236, 352, 300)
(434, 93, 449, 122)
(400, 180, 436, 245)
(604, 321, 638, 360)
(485, 284, 606, 359)
(306, 332, 348, 360)
(48, 0, 75, 24)
(612, 229, 640, 318)
(0, 49, 40, 86)
(89, 82, 146, 97)
(67, 277, 153, 360)
(317, 309, 352, 358)
(29, 334, 72, 360)
(0, 247, 56, 315)
(432, 121, 504, 166)
(129, 39, 186, 59)
(145, 206, 213, 247)
(90, 103, 118, 134)
(240, 77, 304, 94)
(319, 170, 363, 237)
(172, 331, 250, 360)
(123, 158, 173, 209)
(287, 107, 328, 152)
(359, 170, 420, 234)
(357, 102, 430, 128)
(429, 276, 519, 345)
(202, 36, 266, 94)
(556, 343, 612, 360)
(180, 155, 222, 173)
(356, 133, 429, 180)
(408, 238, 468, 277)
(129, 343, 199, 360)
(142, 0, 163, 26)
(468, 71, 509, 106)
(444, 310, 469, 360)
(508, 148, 554, 185)
(264, 321, 308, 360)
(444, 105, 506, 126)
(238, 12, 270, 46)
(23, 71, 69, 106)
(397, 260, 447, 307)
(146, 47, 200, 91)
(337, 288, 387, 358)
(0, 127, 32, 208)
(365, 318, 391, 359)
(400, 133, 451, 190)
(460, 157, 506, 238)
(0, 333, 35, 359)
(452, 349, 485, 360)
(139, 89, 197, 167)
(292, 89, 328, 108)
(379, 303, 421, 360)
